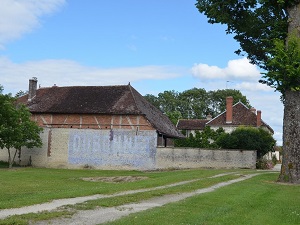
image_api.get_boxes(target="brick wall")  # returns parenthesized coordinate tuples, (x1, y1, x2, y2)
(32, 114, 155, 131)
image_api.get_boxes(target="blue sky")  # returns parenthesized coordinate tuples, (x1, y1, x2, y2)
(1, 0, 283, 144)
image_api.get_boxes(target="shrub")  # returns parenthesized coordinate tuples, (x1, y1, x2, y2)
(216, 126, 276, 159)
(256, 158, 274, 169)
(175, 127, 225, 148)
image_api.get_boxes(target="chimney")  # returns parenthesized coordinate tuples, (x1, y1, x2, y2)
(206, 114, 212, 120)
(28, 77, 38, 101)
(257, 110, 262, 127)
(250, 107, 256, 114)
(226, 96, 233, 124)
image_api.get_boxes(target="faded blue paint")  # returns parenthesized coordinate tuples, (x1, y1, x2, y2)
(68, 129, 157, 169)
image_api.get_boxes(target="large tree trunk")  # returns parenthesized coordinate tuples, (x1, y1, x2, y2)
(278, 3, 300, 183)
(279, 90, 300, 183)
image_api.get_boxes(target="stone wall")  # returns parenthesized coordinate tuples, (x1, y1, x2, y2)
(0, 129, 256, 170)
(0, 128, 158, 170)
(156, 147, 257, 169)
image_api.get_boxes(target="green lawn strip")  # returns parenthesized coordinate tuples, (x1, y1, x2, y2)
(0, 167, 236, 209)
(0, 174, 240, 225)
(105, 173, 300, 225)
(0, 210, 75, 225)
(68, 174, 240, 210)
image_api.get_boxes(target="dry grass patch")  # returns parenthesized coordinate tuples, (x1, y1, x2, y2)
(81, 176, 148, 183)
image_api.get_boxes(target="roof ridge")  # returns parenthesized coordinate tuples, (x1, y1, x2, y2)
(127, 83, 141, 113)
(40, 84, 129, 89)
(207, 101, 249, 125)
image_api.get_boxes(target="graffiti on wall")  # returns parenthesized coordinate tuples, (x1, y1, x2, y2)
(68, 129, 157, 169)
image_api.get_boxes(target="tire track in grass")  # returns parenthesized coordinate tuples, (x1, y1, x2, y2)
(0, 172, 236, 220)
(34, 173, 261, 225)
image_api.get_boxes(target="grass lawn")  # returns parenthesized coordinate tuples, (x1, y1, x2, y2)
(106, 173, 300, 225)
(1, 167, 299, 225)
(0, 167, 228, 209)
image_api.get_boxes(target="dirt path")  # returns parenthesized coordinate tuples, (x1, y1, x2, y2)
(0, 172, 236, 220)
(32, 173, 259, 225)
(0, 172, 266, 224)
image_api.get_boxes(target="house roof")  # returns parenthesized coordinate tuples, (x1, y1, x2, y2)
(207, 101, 274, 134)
(18, 84, 184, 138)
(177, 119, 209, 130)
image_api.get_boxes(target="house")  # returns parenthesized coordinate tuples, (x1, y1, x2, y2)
(175, 118, 209, 137)
(177, 96, 274, 135)
(1, 78, 184, 170)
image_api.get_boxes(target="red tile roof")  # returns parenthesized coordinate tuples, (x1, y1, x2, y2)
(207, 102, 274, 133)
(176, 101, 273, 134)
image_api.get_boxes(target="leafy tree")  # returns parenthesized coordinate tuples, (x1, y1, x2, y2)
(177, 88, 208, 119)
(207, 89, 251, 117)
(196, 0, 300, 183)
(175, 126, 225, 148)
(144, 88, 249, 119)
(157, 90, 179, 113)
(15, 90, 28, 98)
(216, 127, 276, 159)
(0, 87, 42, 168)
(166, 111, 182, 125)
(144, 94, 160, 109)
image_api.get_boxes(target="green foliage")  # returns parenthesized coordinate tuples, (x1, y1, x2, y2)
(166, 111, 182, 125)
(196, 0, 300, 94)
(272, 154, 278, 165)
(0, 86, 42, 168)
(260, 33, 300, 94)
(196, 0, 288, 69)
(144, 88, 250, 119)
(216, 126, 276, 158)
(256, 158, 274, 169)
(207, 89, 251, 117)
(15, 90, 28, 98)
(175, 126, 225, 148)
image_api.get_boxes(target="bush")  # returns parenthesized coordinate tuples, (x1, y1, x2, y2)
(256, 158, 274, 169)
(272, 154, 278, 165)
(216, 126, 276, 159)
(175, 127, 225, 148)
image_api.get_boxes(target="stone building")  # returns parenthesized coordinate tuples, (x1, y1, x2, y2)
(0, 78, 184, 170)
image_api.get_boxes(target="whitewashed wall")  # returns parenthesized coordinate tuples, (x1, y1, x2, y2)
(0, 128, 256, 170)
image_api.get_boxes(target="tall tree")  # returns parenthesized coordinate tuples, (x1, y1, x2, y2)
(207, 89, 251, 117)
(145, 88, 249, 120)
(196, 0, 300, 183)
(178, 88, 208, 119)
(157, 90, 180, 113)
(0, 87, 42, 168)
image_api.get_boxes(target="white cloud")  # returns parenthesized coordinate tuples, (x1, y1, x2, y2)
(191, 58, 261, 81)
(0, 0, 65, 48)
(0, 57, 183, 94)
(235, 82, 273, 92)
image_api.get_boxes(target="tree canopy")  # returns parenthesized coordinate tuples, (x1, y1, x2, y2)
(0, 85, 42, 168)
(196, 0, 300, 95)
(196, 0, 300, 183)
(144, 88, 250, 124)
